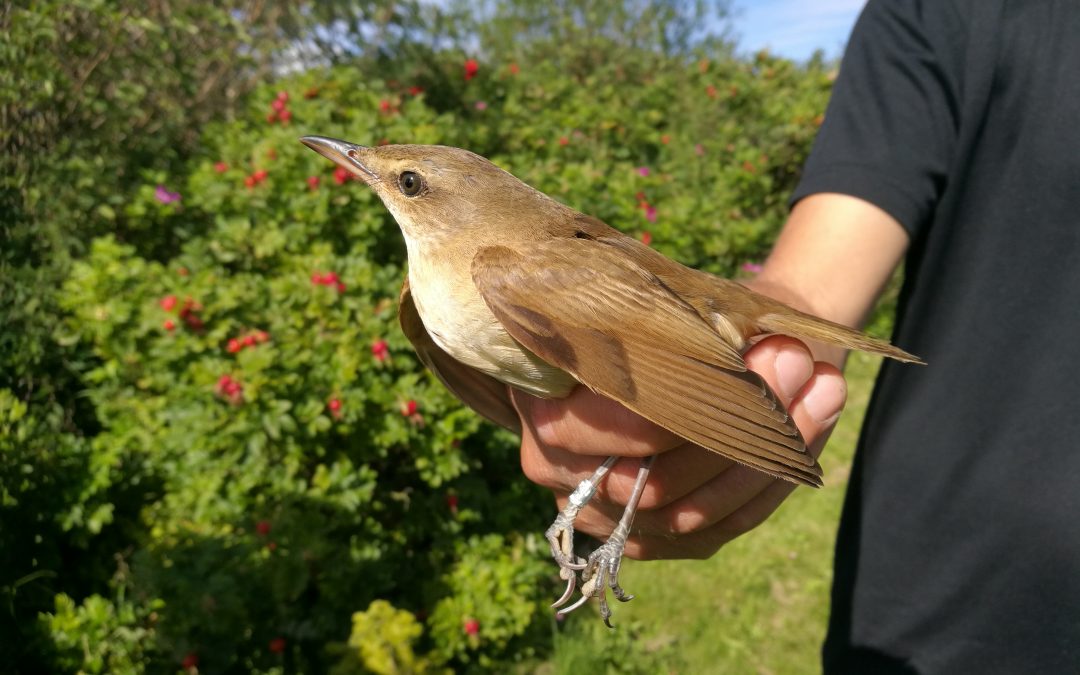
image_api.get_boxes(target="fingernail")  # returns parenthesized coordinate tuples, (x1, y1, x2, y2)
(801, 379, 844, 426)
(774, 347, 813, 401)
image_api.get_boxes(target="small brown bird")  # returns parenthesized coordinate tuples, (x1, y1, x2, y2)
(300, 136, 921, 624)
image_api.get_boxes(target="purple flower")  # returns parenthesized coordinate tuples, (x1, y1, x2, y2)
(741, 262, 763, 274)
(474, 100, 488, 111)
(637, 166, 650, 177)
(645, 206, 657, 223)
(155, 185, 181, 204)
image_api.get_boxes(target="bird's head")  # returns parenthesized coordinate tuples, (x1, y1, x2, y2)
(300, 137, 564, 247)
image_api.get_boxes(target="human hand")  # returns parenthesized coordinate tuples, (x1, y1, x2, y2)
(511, 335, 846, 560)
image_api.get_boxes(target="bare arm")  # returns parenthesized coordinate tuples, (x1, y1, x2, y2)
(750, 193, 910, 365)
(515, 193, 910, 559)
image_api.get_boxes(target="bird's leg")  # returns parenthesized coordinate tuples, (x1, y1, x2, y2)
(547, 455, 619, 608)
(557, 455, 655, 626)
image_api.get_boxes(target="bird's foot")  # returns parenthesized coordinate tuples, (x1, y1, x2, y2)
(553, 455, 654, 626)
(546, 457, 619, 609)
(546, 504, 587, 608)
(555, 532, 633, 627)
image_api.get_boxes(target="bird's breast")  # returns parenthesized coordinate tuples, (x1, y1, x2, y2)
(407, 252, 577, 399)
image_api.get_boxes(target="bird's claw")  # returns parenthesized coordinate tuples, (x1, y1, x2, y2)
(546, 508, 589, 609)
(544, 457, 625, 615)
(561, 536, 632, 626)
(550, 456, 653, 624)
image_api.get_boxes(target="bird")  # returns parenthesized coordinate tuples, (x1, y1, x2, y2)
(299, 136, 922, 625)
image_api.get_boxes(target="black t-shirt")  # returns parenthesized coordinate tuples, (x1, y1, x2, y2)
(792, 1, 1080, 672)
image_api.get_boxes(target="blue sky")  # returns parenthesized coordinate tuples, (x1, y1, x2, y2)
(730, 0, 867, 61)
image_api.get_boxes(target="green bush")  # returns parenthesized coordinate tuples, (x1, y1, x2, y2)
(4, 4, 841, 668)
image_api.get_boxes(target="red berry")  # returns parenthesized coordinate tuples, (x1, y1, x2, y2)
(463, 618, 480, 635)
(335, 281, 346, 293)
(509, 62, 520, 75)
(266, 112, 277, 124)
(216, 375, 243, 403)
(402, 399, 418, 416)
(255, 331, 270, 343)
(244, 175, 257, 188)
(276, 90, 289, 102)
(253, 169, 268, 182)
(227, 339, 241, 353)
(306, 175, 319, 190)
(160, 295, 178, 312)
(706, 84, 718, 98)
(558, 136, 569, 146)
(311, 272, 325, 285)
(661, 134, 671, 145)
(328, 398, 342, 412)
(242, 334, 256, 347)
(323, 272, 339, 284)
(279, 109, 292, 124)
(255, 520, 271, 536)
(446, 493, 459, 511)
(371, 339, 389, 361)
(269, 637, 286, 653)
(464, 59, 479, 81)
(333, 166, 349, 185)
(408, 85, 424, 96)
(214, 162, 228, 173)
(379, 99, 391, 112)
(640, 231, 653, 246)
(164, 319, 176, 331)
(182, 652, 199, 669)
(271, 98, 286, 112)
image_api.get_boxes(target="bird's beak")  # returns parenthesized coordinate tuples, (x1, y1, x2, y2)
(299, 136, 379, 182)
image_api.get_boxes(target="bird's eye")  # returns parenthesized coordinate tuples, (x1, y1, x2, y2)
(398, 171, 422, 197)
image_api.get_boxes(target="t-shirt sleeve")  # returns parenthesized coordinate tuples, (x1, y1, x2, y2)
(791, 0, 965, 239)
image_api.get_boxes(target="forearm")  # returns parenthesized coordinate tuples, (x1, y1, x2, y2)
(744, 192, 910, 367)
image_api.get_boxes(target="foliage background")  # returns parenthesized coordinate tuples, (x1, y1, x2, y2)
(0, 1, 874, 672)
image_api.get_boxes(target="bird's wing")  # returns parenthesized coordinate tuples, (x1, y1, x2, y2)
(398, 276, 521, 434)
(471, 239, 822, 487)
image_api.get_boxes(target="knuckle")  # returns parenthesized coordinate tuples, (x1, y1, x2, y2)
(665, 508, 710, 536)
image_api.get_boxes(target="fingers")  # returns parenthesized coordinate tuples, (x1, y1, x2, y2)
(512, 387, 682, 458)
(514, 335, 849, 561)
(743, 335, 847, 448)
(623, 479, 800, 559)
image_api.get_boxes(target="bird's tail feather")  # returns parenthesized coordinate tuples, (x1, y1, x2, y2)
(756, 311, 924, 364)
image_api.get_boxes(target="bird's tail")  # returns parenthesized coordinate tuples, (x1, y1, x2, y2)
(756, 310, 924, 364)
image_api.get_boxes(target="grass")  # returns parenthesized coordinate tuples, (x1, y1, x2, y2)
(544, 353, 882, 675)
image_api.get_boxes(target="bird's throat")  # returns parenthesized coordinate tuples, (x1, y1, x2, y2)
(404, 241, 577, 398)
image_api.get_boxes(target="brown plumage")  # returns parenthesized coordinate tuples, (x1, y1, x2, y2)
(300, 136, 922, 619)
